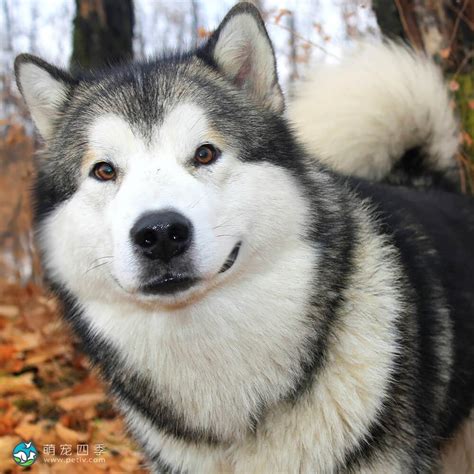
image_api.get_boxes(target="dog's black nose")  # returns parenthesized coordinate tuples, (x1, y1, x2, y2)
(131, 211, 192, 262)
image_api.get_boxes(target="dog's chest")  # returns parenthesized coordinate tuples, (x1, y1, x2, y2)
(82, 260, 317, 441)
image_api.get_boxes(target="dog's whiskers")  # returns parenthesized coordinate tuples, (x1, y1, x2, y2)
(84, 256, 114, 275)
(188, 196, 204, 209)
(212, 217, 236, 230)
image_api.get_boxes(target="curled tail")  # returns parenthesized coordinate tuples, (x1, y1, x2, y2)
(288, 42, 460, 191)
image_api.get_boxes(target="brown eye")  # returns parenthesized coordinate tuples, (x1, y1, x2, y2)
(92, 162, 116, 181)
(194, 144, 219, 165)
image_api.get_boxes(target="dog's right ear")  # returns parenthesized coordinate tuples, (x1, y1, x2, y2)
(14, 54, 75, 141)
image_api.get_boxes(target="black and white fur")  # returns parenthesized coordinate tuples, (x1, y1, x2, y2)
(14, 3, 474, 473)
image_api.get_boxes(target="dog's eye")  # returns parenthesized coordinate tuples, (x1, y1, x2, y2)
(194, 144, 220, 165)
(91, 162, 116, 181)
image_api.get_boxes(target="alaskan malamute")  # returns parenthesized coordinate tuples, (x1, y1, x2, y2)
(15, 3, 473, 472)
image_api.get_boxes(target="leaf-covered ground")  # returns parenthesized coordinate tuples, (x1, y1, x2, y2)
(0, 280, 148, 473)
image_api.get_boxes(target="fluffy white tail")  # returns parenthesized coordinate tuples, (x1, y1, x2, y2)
(288, 42, 460, 189)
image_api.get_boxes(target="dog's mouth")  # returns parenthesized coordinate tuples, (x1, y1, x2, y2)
(141, 274, 198, 295)
(219, 241, 242, 274)
(139, 242, 241, 296)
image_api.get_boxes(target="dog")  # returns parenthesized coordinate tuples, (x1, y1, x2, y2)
(14, 3, 474, 472)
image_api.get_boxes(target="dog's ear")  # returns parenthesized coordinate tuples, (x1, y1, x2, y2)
(202, 2, 284, 113)
(14, 54, 75, 141)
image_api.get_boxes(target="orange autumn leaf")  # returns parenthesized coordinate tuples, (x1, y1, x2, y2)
(56, 422, 89, 444)
(14, 419, 50, 442)
(197, 26, 210, 38)
(439, 48, 451, 59)
(0, 305, 20, 318)
(57, 393, 105, 411)
(0, 373, 37, 396)
(13, 332, 42, 351)
(0, 412, 17, 435)
(0, 344, 17, 362)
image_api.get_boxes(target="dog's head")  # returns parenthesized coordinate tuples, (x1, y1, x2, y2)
(15, 3, 310, 308)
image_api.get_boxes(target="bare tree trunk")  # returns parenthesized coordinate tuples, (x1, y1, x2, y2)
(29, 2, 39, 55)
(133, 2, 145, 60)
(191, 0, 200, 47)
(375, 0, 473, 73)
(71, 0, 134, 70)
(1, 0, 13, 119)
(2, 0, 12, 52)
(287, 12, 298, 83)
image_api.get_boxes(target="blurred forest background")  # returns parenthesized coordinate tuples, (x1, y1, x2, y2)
(0, 0, 473, 472)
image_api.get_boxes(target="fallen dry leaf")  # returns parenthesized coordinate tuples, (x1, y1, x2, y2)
(24, 344, 71, 366)
(55, 422, 89, 444)
(0, 435, 20, 471)
(57, 393, 105, 411)
(14, 419, 53, 442)
(0, 304, 20, 319)
(0, 373, 37, 396)
(14, 332, 42, 351)
(0, 344, 17, 362)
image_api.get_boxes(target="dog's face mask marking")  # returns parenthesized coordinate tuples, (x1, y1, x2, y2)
(14, 5, 306, 308)
(77, 104, 250, 303)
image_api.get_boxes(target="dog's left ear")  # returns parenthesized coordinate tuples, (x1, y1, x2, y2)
(201, 2, 284, 113)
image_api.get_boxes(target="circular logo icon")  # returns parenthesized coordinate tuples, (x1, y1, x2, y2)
(12, 441, 38, 467)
